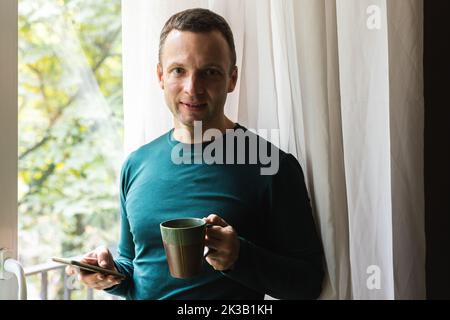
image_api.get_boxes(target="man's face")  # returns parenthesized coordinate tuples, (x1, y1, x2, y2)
(157, 30, 238, 129)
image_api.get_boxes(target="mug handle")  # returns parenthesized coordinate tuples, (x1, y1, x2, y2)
(204, 224, 214, 258)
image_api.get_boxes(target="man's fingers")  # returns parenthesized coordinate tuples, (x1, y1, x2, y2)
(81, 272, 106, 284)
(205, 255, 226, 271)
(90, 274, 122, 289)
(204, 214, 229, 228)
(79, 271, 101, 283)
(96, 278, 116, 287)
(96, 247, 113, 269)
(205, 254, 220, 264)
(78, 272, 122, 290)
(81, 256, 99, 266)
(205, 236, 221, 251)
(205, 225, 226, 240)
(80, 247, 114, 269)
(64, 247, 120, 291)
(202, 216, 240, 272)
(82, 252, 98, 263)
(92, 281, 120, 290)
(106, 275, 120, 282)
(65, 265, 78, 276)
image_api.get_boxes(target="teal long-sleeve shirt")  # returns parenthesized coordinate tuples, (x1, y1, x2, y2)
(105, 124, 324, 299)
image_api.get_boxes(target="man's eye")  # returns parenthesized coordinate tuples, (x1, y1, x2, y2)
(173, 68, 184, 75)
(204, 69, 220, 77)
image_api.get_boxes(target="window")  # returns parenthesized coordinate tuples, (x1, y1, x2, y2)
(18, 0, 123, 300)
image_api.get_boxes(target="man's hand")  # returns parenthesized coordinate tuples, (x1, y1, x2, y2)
(203, 214, 240, 271)
(65, 246, 122, 290)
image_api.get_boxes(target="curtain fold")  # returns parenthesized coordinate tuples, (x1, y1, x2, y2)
(336, 0, 395, 299)
(122, 0, 425, 299)
(387, 0, 425, 299)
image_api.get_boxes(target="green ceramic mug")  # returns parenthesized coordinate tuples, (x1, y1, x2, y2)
(160, 218, 210, 279)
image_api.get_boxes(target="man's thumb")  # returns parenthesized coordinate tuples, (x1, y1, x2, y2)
(97, 249, 112, 268)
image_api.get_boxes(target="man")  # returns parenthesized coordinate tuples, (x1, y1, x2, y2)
(67, 8, 324, 300)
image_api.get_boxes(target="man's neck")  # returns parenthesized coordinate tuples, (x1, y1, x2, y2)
(173, 117, 236, 144)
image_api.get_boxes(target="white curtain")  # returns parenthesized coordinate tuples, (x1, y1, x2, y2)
(122, 0, 425, 299)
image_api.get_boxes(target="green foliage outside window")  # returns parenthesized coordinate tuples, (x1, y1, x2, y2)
(18, 0, 123, 300)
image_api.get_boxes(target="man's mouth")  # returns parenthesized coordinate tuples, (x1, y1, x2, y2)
(180, 102, 208, 110)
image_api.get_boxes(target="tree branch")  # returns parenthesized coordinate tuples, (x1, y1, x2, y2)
(18, 27, 122, 207)
(19, 27, 121, 161)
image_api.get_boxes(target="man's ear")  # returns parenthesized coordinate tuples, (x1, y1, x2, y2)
(227, 66, 238, 93)
(157, 63, 164, 90)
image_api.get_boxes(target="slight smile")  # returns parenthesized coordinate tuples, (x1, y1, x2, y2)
(180, 102, 208, 110)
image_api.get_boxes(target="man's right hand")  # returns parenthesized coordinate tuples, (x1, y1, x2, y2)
(65, 246, 122, 290)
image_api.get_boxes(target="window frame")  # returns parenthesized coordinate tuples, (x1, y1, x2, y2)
(0, 0, 18, 259)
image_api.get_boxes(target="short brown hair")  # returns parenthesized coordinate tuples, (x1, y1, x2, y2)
(159, 8, 236, 71)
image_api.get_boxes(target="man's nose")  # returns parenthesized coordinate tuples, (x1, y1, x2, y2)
(183, 74, 204, 96)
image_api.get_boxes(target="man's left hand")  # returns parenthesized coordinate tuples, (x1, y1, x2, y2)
(203, 214, 240, 271)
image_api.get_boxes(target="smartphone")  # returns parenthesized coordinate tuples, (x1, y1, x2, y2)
(52, 257, 126, 279)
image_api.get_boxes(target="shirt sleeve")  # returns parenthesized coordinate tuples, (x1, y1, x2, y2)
(104, 157, 136, 298)
(222, 153, 324, 299)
